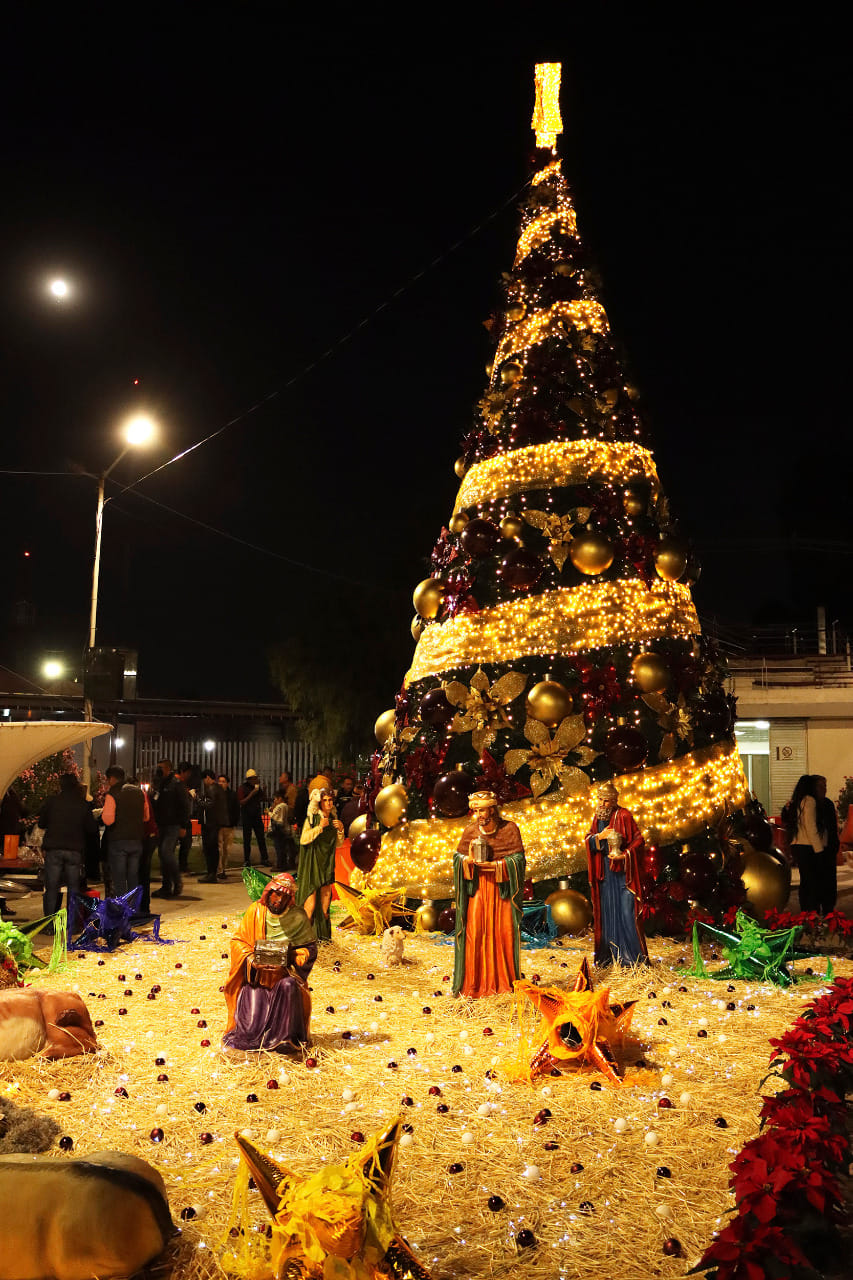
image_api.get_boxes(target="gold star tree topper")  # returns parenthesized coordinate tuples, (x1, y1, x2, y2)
(532, 62, 563, 150)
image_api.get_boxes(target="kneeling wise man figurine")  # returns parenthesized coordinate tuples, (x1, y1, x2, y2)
(223, 873, 318, 1052)
(585, 782, 649, 967)
(452, 791, 525, 998)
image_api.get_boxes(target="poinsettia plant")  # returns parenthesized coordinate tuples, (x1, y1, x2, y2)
(693, 975, 853, 1278)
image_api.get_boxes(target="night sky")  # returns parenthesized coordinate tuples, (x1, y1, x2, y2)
(2, 13, 850, 706)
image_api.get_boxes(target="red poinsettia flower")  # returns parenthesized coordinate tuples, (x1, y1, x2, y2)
(698, 1214, 811, 1280)
(443, 568, 479, 619)
(403, 744, 447, 797)
(623, 531, 658, 586)
(431, 527, 461, 574)
(575, 656, 621, 725)
(478, 748, 532, 804)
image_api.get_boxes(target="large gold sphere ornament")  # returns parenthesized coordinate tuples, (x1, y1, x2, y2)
(500, 513, 525, 540)
(623, 484, 647, 517)
(654, 536, 689, 583)
(415, 898, 438, 932)
(411, 615, 425, 642)
(569, 530, 615, 576)
(449, 512, 469, 534)
(506, 302, 526, 323)
(630, 652, 670, 694)
(740, 850, 791, 915)
(348, 813, 368, 839)
(527, 680, 573, 726)
(454, 456, 467, 479)
(500, 361, 522, 386)
(412, 577, 445, 619)
(374, 783, 408, 828)
(545, 886, 593, 936)
(374, 708, 397, 746)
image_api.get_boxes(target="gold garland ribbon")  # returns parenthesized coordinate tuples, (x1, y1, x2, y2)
(492, 299, 608, 373)
(406, 578, 699, 684)
(453, 439, 658, 513)
(373, 740, 749, 899)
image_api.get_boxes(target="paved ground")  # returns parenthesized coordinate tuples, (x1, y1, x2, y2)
(3, 842, 853, 931)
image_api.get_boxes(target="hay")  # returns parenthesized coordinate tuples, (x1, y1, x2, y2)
(2, 917, 849, 1280)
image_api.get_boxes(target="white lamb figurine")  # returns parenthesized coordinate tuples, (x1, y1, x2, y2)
(381, 925, 405, 966)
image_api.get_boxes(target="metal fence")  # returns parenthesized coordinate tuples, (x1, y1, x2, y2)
(136, 737, 318, 788)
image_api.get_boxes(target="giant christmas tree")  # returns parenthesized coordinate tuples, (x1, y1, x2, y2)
(365, 64, 754, 929)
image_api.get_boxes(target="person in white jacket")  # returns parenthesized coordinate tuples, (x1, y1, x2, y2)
(784, 774, 827, 912)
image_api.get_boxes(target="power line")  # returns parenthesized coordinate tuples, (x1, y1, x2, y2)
(113, 179, 530, 501)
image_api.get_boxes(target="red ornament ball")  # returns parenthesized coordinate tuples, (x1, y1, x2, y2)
(117, 974, 126, 982)
(460, 517, 499, 558)
(197, 1019, 207, 1028)
(58, 1136, 74, 1151)
(483, 1027, 494, 1037)
(180, 1207, 196, 1221)
(419, 687, 455, 728)
(658, 1097, 673, 1109)
(436, 1103, 449, 1114)
(662, 1238, 682, 1257)
(200, 1039, 211, 1047)
(428, 1086, 442, 1096)
(94, 1019, 104, 1027)
(305, 1057, 318, 1069)
(570, 1162, 584, 1173)
(246, 1094, 258, 1103)
(114, 1087, 128, 1098)
(350, 1131, 365, 1143)
(118, 1008, 128, 1016)
(155, 1056, 166, 1065)
(487, 1195, 505, 1212)
(448, 1161, 464, 1173)
(157, 1074, 169, 1082)
(499, 546, 543, 590)
(350, 828, 381, 872)
(603, 724, 648, 772)
(150, 1128, 164, 1143)
(543, 1140, 559, 1151)
(266, 1080, 279, 1090)
(199, 1132, 214, 1145)
(516, 1228, 536, 1249)
(191, 1007, 200, 1014)
(194, 1102, 206, 1113)
(401, 1095, 414, 1107)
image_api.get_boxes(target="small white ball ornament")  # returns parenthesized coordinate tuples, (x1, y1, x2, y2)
(461, 1131, 475, 1145)
(342, 1087, 355, 1102)
(47, 1089, 60, 1101)
(522, 1164, 541, 1180)
(614, 1118, 628, 1133)
(661, 1073, 674, 1087)
(679, 1092, 692, 1106)
(655, 1203, 673, 1220)
(266, 1128, 280, 1143)
(400, 1133, 414, 1148)
(644, 1130, 659, 1147)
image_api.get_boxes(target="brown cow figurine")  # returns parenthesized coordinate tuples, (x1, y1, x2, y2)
(0, 990, 98, 1060)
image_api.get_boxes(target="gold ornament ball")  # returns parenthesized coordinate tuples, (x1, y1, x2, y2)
(412, 577, 445, 619)
(374, 783, 408, 828)
(449, 512, 469, 534)
(526, 680, 573, 726)
(623, 484, 647, 516)
(506, 302, 526, 323)
(348, 813, 368, 839)
(569, 530, 615, 576)
(485, 361, 494, 379)
(555, 262, 573, 277)
(415, 899, 438, 932)
(454, 456, 467, 479)
(500, 361, 522, 386)
(411, 615, 425, 642)
(740, 850, 791, 915)
(654, 536, 689, 583)
(500, 513, 525, 540)
(374, 708, 397, 746)
(544, 888, 593, 936)
(630, 652, 670, 694)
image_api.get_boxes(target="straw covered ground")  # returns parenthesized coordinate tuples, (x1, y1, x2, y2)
(3, 914, 849, 1280)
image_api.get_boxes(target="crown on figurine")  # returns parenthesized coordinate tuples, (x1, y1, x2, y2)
(469, 791, 498, 811)
(595, 782, 619, 800)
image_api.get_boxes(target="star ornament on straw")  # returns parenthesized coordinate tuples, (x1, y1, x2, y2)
(232, 1119, 432, 1279)
(509, 958, 637, 1087)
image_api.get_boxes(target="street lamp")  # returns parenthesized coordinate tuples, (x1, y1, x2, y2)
(42, 659, 65, 680)
(49, 278, 70, 300)
(84, 414, 157, 733)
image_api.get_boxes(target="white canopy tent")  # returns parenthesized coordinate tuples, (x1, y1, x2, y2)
(1, 721, 112, 799)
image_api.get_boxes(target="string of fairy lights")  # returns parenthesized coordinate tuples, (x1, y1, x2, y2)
(452, 440, 660, 512)
(406, 580, 700, 683)
(373, 741, 748, 897)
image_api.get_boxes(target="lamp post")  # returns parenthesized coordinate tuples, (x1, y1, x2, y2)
(83, 414, 156, 786)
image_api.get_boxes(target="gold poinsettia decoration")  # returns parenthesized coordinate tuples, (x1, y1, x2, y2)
(378, 723, 417, 777)
(642, 692, 694, 760)
(523, 507, 592, 570)
(444, 668, 527, 754)
(503, 715, 596, 798)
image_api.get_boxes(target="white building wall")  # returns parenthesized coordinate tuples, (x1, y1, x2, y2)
(805, 719, 853, 808)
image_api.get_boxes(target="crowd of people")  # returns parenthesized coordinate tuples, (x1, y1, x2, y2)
(1, 760, 361, 926)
